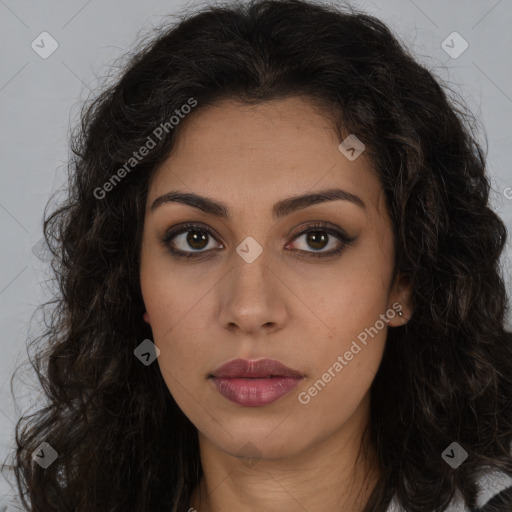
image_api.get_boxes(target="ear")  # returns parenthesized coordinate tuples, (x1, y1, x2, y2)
(143, 312, 151, 324)
(387, 273, 413, 327)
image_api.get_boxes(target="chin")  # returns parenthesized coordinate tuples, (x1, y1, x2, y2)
(207, 426, 310, 461)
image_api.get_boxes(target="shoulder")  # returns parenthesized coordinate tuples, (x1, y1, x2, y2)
(471, 470, 512, 511)
(386, 470, 512, 511)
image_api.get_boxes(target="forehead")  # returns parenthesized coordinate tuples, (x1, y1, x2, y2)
(147, 97, 386, 217)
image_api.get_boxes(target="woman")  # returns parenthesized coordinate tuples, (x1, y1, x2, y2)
(2, 0, 512, 510)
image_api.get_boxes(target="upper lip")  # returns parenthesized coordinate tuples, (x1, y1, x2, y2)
(210, 358, 304, 379)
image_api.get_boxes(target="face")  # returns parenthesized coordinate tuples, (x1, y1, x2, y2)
(139, 96, 411, 460)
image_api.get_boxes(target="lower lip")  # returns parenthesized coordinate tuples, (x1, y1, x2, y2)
(210, 377, 302, 406)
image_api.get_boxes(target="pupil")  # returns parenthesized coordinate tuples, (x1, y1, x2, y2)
(187, 230, 208, 250)
(307, 231, 327, 250)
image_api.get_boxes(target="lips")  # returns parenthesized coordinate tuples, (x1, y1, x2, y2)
(209, 358, 304, 407)
(210, 358, 304, 379)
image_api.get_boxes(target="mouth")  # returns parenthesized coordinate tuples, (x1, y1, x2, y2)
(210, 357, 304, 379)
(208, 358, 304, 406)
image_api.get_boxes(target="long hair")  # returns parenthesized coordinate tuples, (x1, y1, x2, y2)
(3, 1, 512, 510)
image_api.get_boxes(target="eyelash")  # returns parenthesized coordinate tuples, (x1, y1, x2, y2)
(160, 221, 355, 260)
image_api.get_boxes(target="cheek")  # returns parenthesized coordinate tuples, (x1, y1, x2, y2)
(140, 252, 212, 343)
(150, 319, 208, 413)
(328, 233, 394, 329)
(294, 236, 394, 404)
(139, 269, 205, 394)
(143, 294, 208, 380)
(294, 248, 393, 347)
(297, 324, 387, 430)
(156, 340, 201, 400)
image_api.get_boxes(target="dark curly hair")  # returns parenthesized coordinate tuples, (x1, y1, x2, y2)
(2, 0, 512, 510)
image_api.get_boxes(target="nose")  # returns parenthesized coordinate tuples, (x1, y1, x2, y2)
(218, 250, 288, 336)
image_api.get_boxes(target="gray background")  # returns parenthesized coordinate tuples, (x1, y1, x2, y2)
(1, 0, 511, 498)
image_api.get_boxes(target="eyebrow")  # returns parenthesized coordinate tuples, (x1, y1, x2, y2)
(150, 187, 366, 219)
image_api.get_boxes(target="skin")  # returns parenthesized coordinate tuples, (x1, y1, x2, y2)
(139, 96, 413, 512)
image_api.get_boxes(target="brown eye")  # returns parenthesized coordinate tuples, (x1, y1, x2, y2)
(161, 223, 223, 258)
(161, 221, 355, 261)
(287, 222, 354, 258)
(185, 230, 209, 250)
(304, 231, 329, 251)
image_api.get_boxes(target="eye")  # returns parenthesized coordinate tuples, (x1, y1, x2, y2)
(161, 223, 223, 259)
(161, 221, 355, 260)
(286, 222, 355, 259)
